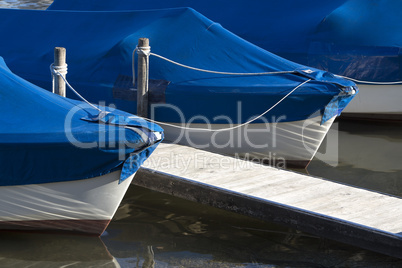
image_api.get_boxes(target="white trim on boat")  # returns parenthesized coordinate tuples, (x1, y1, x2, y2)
(159, 115, 335, 168)
(0, 170, 134, 235)
(342, 84, 402, 118)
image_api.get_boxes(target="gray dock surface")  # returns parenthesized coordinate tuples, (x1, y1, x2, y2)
(134, 143, 402, 258)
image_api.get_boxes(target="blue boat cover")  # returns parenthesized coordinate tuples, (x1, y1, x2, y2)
(0, 57, 163, 186)
(48, 0, 402, 83)
(0, 8, 355, 126)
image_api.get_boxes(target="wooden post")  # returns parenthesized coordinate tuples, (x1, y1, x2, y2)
(137, 38, 150, 118)
(53, 47, 67, 97)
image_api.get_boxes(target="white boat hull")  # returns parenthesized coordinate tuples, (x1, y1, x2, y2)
(342, 84, 402, 120)
(0, 170, 134, 235)
(159, 115, 335, 168)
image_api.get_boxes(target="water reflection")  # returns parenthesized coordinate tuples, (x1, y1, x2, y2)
(0, 0, 52, 9)
(308, 120, 402, 197)
(101, 186, 402, 267)
(0, 232, 119, 267)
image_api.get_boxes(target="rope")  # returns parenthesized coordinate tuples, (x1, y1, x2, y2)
(132, 46, 296, 87)
(134, 47, 402, 86)
(335, 74, 402, 85)
(51, 63, 68, 75)
(50, 64, 102, 112)
(134, 79, 311, 132)
(50, 63, 67, 95)
(49, 47, 308, 131)
(149, 52, 296, 76)
(130, 46, 310, 132)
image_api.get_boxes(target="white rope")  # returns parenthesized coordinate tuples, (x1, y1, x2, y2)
(130, 46, 309, 131)
(137, 45, 151, 56)
(335, 74, 402, 85)
(132, 46, 296, 87)
(149, 52, 296, 76)
(50, 63, 67, 95)
(50, 64, 102, 112)
(134, 47, 402, 86)
(51, 63, 68, 76)
(135, 79, 311, 132)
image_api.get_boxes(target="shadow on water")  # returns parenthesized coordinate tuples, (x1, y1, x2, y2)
(100, 186, 402, 268)
(0, 232, 118, 267)
(306, 119, 402, 197)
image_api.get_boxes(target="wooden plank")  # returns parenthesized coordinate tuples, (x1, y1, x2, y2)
(134, 143, 402, 258)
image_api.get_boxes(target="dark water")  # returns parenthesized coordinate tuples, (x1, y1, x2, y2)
(308, 119, 402, 197)
(1, 0, 402, 267)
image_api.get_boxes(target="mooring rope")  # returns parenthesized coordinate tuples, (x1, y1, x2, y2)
(134, 47, 402, 86)
(334, 74, 402, 85)
(133, 79, 311, 132)
(132, 46, 296, 87)
(51, 47, 310, 132)
(130, 46, 310, 132)
(50, 64, 102, 112)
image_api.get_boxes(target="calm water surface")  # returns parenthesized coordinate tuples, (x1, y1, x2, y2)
(1, 1, 402, 267)
(0, 0, 51, 9)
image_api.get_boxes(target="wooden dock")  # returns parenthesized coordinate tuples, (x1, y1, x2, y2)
(133, 143, 402, 258)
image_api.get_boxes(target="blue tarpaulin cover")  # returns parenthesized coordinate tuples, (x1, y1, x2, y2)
(48, 0, 402, 83)
(0, 8, 355, 125)
(0, 57, 163, 186)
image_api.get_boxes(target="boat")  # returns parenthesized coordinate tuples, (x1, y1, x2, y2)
(0, 57, 163, 235)
(0, 8, 356, 168)
(49, 0, 402, 120)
